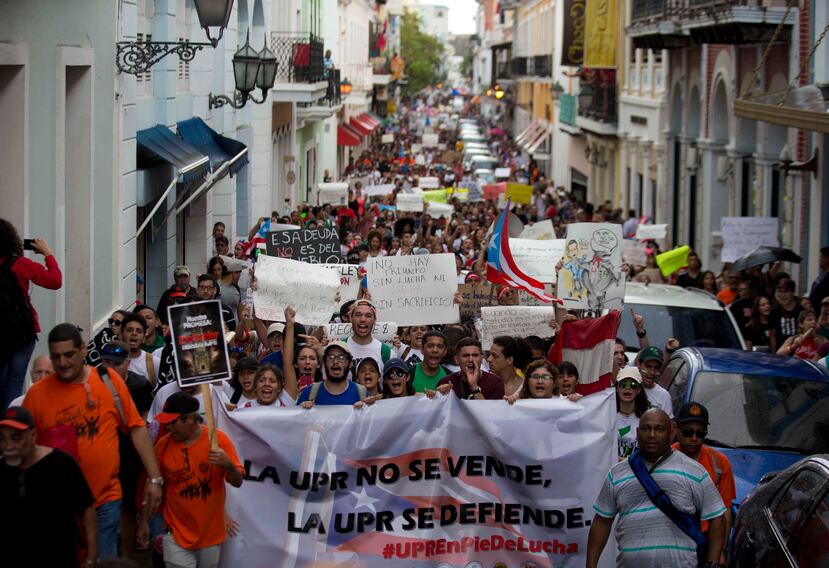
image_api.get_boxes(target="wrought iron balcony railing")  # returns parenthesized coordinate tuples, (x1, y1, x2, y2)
(495, 60, 512, 80)
(270, 32, 325, 84)
(325, 68, 341, 106)
(577, 70, 617, 124)
(533, 55, 552, 78)
(512, 56, 528, 76)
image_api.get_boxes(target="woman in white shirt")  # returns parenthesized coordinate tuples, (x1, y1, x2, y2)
(237, 364, 297, 409)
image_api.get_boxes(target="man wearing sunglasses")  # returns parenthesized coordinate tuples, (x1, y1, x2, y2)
(673, 401, 735, 565)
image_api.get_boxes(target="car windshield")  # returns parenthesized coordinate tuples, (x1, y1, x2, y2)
(690, 371, 829, 454)
(618, 303, 742, 350)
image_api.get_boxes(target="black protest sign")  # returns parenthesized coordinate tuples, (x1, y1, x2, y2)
(86, 327, 118, 368)
(266, 226, 343, 264)
(168, 300, 231, 388)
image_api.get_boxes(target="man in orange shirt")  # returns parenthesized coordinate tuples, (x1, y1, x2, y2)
(23, 323, 163, 560)
(717, 271, 740, 306)
(673, 401, 736, 565)
(155, 391, 243, 567)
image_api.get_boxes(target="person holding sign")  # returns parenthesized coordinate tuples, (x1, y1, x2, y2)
(296, 342, 370, 407)
(154, 391, 243, 568)
(435, 337, 505, 400)
(345, 300, 395, 375)
(282, 306, 323, 393)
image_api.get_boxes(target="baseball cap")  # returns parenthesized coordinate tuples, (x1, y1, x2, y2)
(616, 367, 643, 385)
(382, 358, 410, 377)
(174, 265, 190, 277)
(155, 391, 200, 424)
(235, 357, 259, 371)
(101, 340, 129, 364)
(676, 401, 710, 424)
(350, 299, 377, 315)
(0, 406, 35, 431)
(822, 296, 829, 305)
(775, 277, 796, 291)
(267, 322, 286, 337)
(168, 285, 189, 299)
(638, 346, 663, 363)
(356, 357, 380, 374)
(324, 341, 352, 358)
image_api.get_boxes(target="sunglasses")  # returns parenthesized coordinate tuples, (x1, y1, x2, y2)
(680, 428, 708, 439)
(384, 369, 408, 380)
(618, 380, 641, 390)
(101, 344, 128, 358)
(108, 318, 123, 327)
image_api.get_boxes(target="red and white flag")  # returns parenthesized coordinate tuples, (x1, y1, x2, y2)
(547, 310, 621, 395)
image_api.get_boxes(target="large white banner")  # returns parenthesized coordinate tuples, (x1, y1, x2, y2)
(720, 216, 779, 263)
(218, 391, 616, 568)
(366, 253, 460, 326)
(253, 255, 340, 324)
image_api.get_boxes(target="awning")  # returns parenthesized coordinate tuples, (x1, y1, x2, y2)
(526, 125, 550, 155)
(367, 111, 384, 125)
(360, 112, 381, 128)
(176, 117, 249, 176)
(350, 115, 376, 135)
(136, 124, 210, 184)
(338, 124, 363, 146)
(515, 121, 543, 146)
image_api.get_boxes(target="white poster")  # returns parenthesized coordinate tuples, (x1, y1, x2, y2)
(622, 239, 649, 267)
(519, 219, 557, 240)
(317, 183, 349, 206)
(320, 264, 361, 304)
(560, 223, 625, 310)
(494, 167, 511, 179)
(366, 253, 460, 325)
(363, 183, 395, 198)
(253, 255, 340, 324)
(325, 321, 398, 343)
(634, 223, 668, 241)
(421, 133, 439, 147)
(509, 238, 566, 284)
(418, 176, 440, 189)
(396, 193, 424, 213)
(381, 134, 394, 144)
(411, 143, 422, 154)
(479, 306, 557, 349)
(348, 176, 371, 191)
(217, 391, 617, 568)
(721, 216, 779, 263)
(426, 202, 454, 219)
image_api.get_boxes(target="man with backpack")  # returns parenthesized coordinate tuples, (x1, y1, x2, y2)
(23, 323, 164, 560)
(297, 342, 370, 406)
(672, 401, 735, 566)
(587, 408, 726, 568)
(345, 299, 393, 375)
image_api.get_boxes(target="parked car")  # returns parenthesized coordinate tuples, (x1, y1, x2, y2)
(660, 348, 829, 510)
(473, 168, 494, 184)
(729, 455, 829, 567)
(469, 155, 498, 171)
(618, 282, 745, 354)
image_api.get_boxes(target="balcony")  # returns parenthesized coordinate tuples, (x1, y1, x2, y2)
(297, 68, 343, 123)
(628, 0, 794, 49)
(372, 57, 392, 86)
(512, 56, 528, 77)
(270, 32, 328, 103)
(495, 60, 513, 82)
(576, 69, 617, 136)
(532, 55, 552, 78)
(558, 93, 582, 135)
(326, 68, 342, 107)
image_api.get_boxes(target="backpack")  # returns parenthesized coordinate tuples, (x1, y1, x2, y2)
(308, 381, 368, 402)
(0, 256, 37, 354)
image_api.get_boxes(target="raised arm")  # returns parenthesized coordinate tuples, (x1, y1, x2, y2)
(282, 305, 299, 400)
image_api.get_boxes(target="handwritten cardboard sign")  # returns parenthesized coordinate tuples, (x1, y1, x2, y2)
(506, 183, 534, 205)
(479, 306, 556, 350)
(396, 193, 424, 213)
(253, 256, 339, 324)
(363, 183, 395, 198)
(509, 238, 566, 284)
(320, 264, 361, 304)
(720, 216, 779, 263)
(495, 167, 511, 179)
(366, 253, 460, 326)
(482, 182, 507, 201)
(634, 223, 668, 240)
(519, 219, 556, 240)
(419, 176, 440, 189)
(316, 182, 349, 206)
(622, 239, 649, 266)
(266, 227, 342, 264)
(325, 322, 398, 343)
(458, 282, 496, 322)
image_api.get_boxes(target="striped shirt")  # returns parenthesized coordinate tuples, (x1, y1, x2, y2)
(592, 450, 725, 567)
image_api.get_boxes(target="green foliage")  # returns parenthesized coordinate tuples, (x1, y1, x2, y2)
(400, 9, 445, 93)
(460, 54, 472, 78)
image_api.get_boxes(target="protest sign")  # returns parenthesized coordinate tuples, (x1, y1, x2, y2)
(721, 216, 779, 262)
(458, 282, 496, 322)
(560, 223, 625, 310)
(325, 322, 398, 343)
(253, 255, 340, 324)
(495, 167, 511, 179)
(421, 189, 448, 204)
(85, 326, 119, 368)
(317, 183, 349, 206)
(411, 143, 422, 154)
(348, 176, 371, 191)
(479, 306, 556, 349)
(217, 391, 616, 568)
(634, 223, 668, 240)
(509, 238, 566, 284)
(656, 245, 690, 277)
(519, 286, 555, 306)
(168, 300, 231, 387)
(367, 253, 460, 325)
(396, 193, 424, 213)
(419, 176, 440, 189)
(482, 182, 507, 200)
(381, 134, 394, 144)
(458, 180, 481, 202)
(320, 264, 361, 304)
(362, 183, 395, 198)
(425, 201, 453, 219)
(506, 182, 534, 204)
(421, 133, 439, 147)
(442, 149, 461, 164)
(266, 226, 342, 264)
(622, 239, 649, 266)
(414, 154, 425, 165)
(519, 219, 556, 240)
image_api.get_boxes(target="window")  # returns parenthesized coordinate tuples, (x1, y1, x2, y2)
(177, 0, 192, 92)
(770, 469, 827, 544)
(793, 490, 829, 566)
(137, 0, 154, 96)
(661, 357, 688, 412)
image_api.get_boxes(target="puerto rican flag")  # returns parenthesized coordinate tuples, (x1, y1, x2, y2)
(486, 200, 558, 303)
(547, 310, 621, 395)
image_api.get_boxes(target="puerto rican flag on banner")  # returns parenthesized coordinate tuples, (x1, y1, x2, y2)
(486, 200, 558, 303)
(548, 310, 621, 395)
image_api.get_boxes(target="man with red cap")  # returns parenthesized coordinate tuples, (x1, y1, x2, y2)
(154, 391, 243, 567)
(0, 406, 98, 566)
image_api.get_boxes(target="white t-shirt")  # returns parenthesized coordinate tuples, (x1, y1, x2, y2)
(128, 350, 162, 385)
(235, 390, 295, 409)
(616, 412, 640, 459)
(347, 337, 389, 374)
(644, 383, 673, 417)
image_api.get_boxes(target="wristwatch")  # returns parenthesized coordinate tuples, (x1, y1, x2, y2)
(636, 329, 647, 338)
(467, 389, 482, 399)
(148, 476, 165, 486)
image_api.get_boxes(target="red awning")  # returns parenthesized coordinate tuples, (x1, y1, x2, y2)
(360, 112, 380, 128)
(349, 117, 374, 136)
(337, 124, 363, 146)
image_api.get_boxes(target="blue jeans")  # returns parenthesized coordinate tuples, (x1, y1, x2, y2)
(0, 338, 36, 410)
(97, 499, 122, 559)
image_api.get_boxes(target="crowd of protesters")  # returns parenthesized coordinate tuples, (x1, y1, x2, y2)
(1, 90, 827, 567)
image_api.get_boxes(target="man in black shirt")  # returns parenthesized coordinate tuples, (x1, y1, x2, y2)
(772, 277, 805, 344)
(0, 405, 97, 565)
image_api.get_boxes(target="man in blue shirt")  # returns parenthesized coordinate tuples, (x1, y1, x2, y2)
(297, 342, 369, 406)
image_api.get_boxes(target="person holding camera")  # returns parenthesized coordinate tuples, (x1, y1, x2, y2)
(0, 219, 62, 410)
